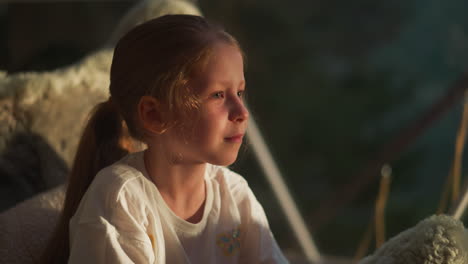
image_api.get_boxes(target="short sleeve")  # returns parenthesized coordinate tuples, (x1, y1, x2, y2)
(238, 187, 289, 264)
(68, 172, 156, 264)
(68, 215, 154, 264)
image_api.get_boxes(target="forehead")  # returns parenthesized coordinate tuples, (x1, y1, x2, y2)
(192, 43, 244, 92)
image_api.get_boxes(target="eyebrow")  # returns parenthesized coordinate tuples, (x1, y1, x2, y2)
(217, 80, 246, 88)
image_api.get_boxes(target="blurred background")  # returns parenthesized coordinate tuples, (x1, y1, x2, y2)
(1, 0, 467, 260)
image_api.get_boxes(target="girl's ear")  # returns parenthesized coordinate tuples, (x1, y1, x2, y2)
(138, 95, 167, 134)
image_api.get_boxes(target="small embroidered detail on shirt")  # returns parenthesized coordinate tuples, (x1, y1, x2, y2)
(216, 226, 241, 256)
(148, 233, 155, 249)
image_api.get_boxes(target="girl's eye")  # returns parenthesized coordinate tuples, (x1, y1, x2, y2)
(213, 92, 225, 99)
(237, 90, 245, 98)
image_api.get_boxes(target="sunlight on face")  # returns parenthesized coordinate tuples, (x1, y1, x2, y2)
(167, 42, 249, 166)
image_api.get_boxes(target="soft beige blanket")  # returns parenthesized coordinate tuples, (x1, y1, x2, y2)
(0, 185, 65, 264)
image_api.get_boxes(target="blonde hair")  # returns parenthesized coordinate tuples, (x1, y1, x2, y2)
(41, 14, 242, 263)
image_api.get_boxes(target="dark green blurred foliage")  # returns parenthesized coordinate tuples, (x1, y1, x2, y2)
(2, 0, 467, 258)
(201, 0, 464, 257)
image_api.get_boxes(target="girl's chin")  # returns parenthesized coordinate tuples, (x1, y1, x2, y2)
(208, 153, 239, 166)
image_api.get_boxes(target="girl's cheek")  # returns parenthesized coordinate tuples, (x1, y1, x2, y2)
(205, 103, 227, 115)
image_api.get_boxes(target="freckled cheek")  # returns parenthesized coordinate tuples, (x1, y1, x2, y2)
(196, 119, 222, 136)
(199, 106, 228, 122)
(194, 114, 226, 140)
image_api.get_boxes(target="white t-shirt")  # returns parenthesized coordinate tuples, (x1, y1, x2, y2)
(69, 151, 288, 263)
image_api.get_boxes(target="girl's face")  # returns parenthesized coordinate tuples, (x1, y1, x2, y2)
(163, 43, 249, 166)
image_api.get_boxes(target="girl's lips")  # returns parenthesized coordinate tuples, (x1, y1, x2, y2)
(224, 134, 244, 143)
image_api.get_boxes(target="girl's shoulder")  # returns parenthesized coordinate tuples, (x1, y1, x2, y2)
(208, 165, 251, 200)
(87, 152, 149, 204)
(96, 163, 144, 188)
(71, 152, 151, 224)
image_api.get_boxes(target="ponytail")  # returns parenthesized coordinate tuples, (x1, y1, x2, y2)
(40, 99, 133, 264)
(41, 14, 242, 263)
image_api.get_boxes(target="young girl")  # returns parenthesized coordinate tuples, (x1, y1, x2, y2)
(41, 14, 287, 263)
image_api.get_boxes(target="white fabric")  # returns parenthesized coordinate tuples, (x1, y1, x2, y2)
(69, 151, 288, 263)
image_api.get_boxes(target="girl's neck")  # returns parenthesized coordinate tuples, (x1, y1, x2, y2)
(143, 147, 207, 223)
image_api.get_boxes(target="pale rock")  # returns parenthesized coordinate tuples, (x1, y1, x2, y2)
(359, 215, 468, 264)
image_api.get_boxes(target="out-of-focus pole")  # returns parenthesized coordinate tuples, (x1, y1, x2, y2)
(450, 91, 468, 220)
(452, 185, 468, 220)
(246, 117, 322, 263)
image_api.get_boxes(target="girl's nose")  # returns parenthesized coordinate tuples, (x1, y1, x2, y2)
(229, 97, 249, 123)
